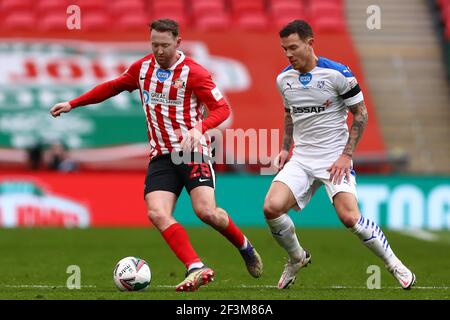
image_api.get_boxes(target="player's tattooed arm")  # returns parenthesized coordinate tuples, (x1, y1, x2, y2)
(282, 111, 294, 151)
(343, 100, 368, 157)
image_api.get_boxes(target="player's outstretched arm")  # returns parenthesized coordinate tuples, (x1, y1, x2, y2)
(50, 101, 72, 118)
(49, 61, 140, 118)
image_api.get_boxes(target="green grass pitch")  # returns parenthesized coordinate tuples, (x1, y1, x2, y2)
(0, 228, 449, 300)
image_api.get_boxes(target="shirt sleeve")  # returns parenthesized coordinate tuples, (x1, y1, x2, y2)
(190, 65, 231, 133)
(334, 68, 364, 107)
(69, 60, 140, 108)
(276, 76, 290, 112)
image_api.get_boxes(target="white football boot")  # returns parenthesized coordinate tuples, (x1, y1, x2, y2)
(388, 263, 416, 290)
(277, 250, 311, 289)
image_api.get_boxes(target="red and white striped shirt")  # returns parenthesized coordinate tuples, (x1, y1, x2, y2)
(70, 51, 230, 159)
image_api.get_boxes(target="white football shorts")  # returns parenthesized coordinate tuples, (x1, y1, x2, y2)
(273, 154, 357, 210)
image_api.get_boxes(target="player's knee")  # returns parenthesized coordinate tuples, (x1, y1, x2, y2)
(194, 205, 216, 225)
(263, 198, 284, 220)
(339, 212, 360, 228)
(334, 200, 360, 228)
(147, 207, 171, 229)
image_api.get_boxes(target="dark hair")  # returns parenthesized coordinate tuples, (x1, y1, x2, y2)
(279, 20, 313, 40)
(150, 19, 179, 37)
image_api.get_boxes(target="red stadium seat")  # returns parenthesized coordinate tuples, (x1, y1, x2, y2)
(270, 1, 305, 22)
(82, 13, 110, 31)
(230, 0, 266, 16)
(195, 14, 231, 31)
(0, 0, 33, 12)
(310, 2, 344, 21)
(270, 1, 304, 15)
(2, 12, 35, 31)
(35, 0, 69, 14)
(236, 13, 270, 31)
(152, 0, 184, 7)
(116, 13, 149, 31)
(273, 14, 308, 30)
(151, 12, 188, 28)
(312, 16, 346, 33)
(152, 1, 185, 13)
(109, 0, 147, 18)
(191, 0, 227, 19)
(309, 0, 343, 5)
(70, 0, 106, 12)
(39, 13, 68, 31)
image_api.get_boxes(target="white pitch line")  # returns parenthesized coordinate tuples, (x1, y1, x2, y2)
(155, 284, 449, 290)
(397, 229, 439, 242)
(329, 285, 450, 290)
(2, 284, 448, 290)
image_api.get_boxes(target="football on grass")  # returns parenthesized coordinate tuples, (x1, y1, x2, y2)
(113, 257, 151, 291)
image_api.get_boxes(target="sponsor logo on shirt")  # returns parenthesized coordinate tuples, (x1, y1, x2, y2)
(291, 99, 332, 113)
(211, 87, 223, 101)
(281, 81, 294, 94)
(292, 106, 326, 113)
(143, 90, 150, 104)
(156, 69, 172, 82)
(299, 73, 312, 86)
(150, 92, 182, 106)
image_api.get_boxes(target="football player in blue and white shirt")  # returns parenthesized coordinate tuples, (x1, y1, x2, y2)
(263, 20, 415, 290)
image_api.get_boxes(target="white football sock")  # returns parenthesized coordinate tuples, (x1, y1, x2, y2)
(239, 237, 248, 250)
(187, 262, 204, 272)
(351, 216, 400, 269)
(266, 214, 305, 262)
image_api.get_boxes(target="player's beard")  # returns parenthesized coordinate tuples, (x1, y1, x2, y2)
(156, 53, 176, 69)
(156, 56, 167, 68)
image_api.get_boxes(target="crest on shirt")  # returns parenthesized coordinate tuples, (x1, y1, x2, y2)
(171, 78, 186, 89)
(317, 80, 325, 89)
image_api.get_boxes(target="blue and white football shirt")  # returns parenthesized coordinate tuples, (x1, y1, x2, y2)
(276, 56, 364, 158)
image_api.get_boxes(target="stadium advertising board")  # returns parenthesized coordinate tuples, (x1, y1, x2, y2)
(0, 179, 89, 228)
(0, 173, 448, 229)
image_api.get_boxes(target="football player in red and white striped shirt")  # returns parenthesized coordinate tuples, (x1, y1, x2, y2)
(50, 19, 262, 292)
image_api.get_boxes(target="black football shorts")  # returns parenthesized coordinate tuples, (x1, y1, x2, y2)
(144, 152, 215, 198)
